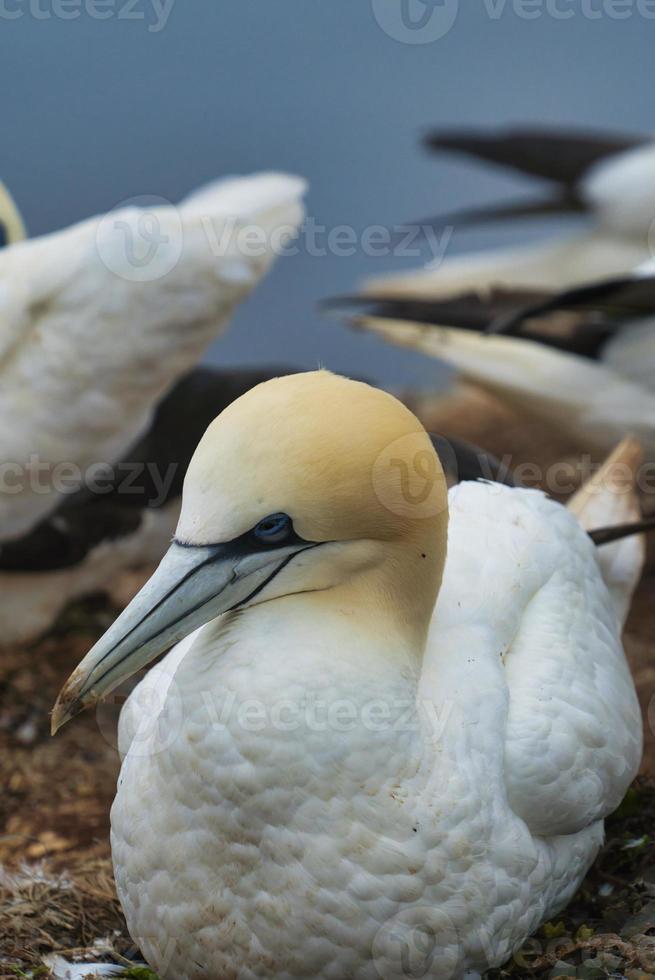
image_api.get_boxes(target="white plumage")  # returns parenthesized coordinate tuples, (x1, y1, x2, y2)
(0, 366, 298, 645)
(53, 372, 643, 979)
(356, 313, 655, 457)
(0, 172, 306, 541)
(581, 140, 655, 237)
(111, 484, 641, 979)
(349, 135, 655, 455)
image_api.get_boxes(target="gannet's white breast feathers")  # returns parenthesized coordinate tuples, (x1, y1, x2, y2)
(117, 627, 202, 761)
(430, 479, 642, 838)
(0, 173, 306, 541)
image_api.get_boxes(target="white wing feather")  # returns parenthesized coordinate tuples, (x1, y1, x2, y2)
(360, 315, 655, 457)
(365, 230, 648, 299)
(429, 482, 642, 839)
(0, 173, 306, 541)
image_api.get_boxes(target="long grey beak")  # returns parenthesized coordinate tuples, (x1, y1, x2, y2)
(51, 538, 310, 733)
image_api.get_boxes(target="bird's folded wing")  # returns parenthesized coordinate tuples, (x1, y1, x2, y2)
(428, 482, 642, 839)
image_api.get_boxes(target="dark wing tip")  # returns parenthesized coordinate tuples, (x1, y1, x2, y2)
(589, 517, 655, 547)
(422, 125, 648, 187)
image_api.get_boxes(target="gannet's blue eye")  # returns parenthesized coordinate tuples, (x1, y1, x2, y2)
(253, 513, 292, 545)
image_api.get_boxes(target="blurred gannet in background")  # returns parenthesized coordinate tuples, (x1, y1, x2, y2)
(328, 126, 655, 456)
(0, 171, 306, 542)
(420, 126, 655, 238)
(330, 261, 655, 457)
(53, 372, 644, 980)
(0, 366, 295, 644)
(386, 125, 655, 296)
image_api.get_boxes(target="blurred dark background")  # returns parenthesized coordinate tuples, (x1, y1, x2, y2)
(4, 0, 652, 386)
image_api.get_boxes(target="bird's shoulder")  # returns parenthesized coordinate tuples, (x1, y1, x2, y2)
(427, 481, 641, 838)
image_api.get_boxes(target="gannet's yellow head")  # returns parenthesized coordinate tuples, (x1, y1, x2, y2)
(52, 371, 448, 732)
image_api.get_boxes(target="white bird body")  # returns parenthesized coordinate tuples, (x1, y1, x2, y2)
(112, 483, 639, 980)
(53, 373, 643, 980)
(0, 173, 306, 541)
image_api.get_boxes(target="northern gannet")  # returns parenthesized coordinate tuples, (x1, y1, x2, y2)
(420, 126, 655, 237)
(375, 126, 655, 300)
(329, 129, 655, 456)
(0, 171, 305, 542)
(52, 372, 643, 980)
(330, 271, 655, 457)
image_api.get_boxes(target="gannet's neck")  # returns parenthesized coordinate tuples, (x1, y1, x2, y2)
(300, 542, 444, 662)
(202, 527, 447, 681)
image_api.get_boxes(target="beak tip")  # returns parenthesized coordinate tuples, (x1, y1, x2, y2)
(51, 671, 88, 735)
(50, 695, 85, 735)
(50, 695, 72, 735)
